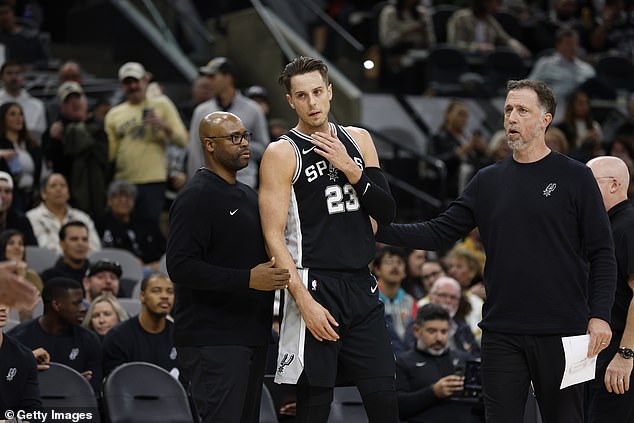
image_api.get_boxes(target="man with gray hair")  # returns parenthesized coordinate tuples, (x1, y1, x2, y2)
(96, 180, 165, 271)
(586, 156, 634, 422)
(377, 79, 616, 422)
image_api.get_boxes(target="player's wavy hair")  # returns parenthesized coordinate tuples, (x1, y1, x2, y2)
(278, 56, 329, 94)
(506, 79, 557, 117)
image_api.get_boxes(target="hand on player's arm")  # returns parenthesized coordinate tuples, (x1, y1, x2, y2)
(605, 276, 634, 394)
(249, 257, 290, 291)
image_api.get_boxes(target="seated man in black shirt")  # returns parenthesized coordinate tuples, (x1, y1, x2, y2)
(9, 277, 102, 393)
(0, 302, 41, 414)
(41, 221, 91, 285)
(396, 303, 480, 423)
(102, 272, 177, 376)
(97, 180, 166, 272)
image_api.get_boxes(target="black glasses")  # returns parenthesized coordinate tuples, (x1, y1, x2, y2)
(205, 132, 252, 145)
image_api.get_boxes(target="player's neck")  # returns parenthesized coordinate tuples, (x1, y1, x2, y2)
(295, 120, 329, 136)
(513, 143, 551, 164)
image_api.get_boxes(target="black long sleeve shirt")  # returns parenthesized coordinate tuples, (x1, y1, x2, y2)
(166, 168, 273, 347)
(0, 333, 41, 413)
(378, 152, 616, 334)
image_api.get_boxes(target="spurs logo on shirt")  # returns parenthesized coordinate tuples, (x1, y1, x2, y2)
(6, 367, 16, 381)
(69, 347, 79, 360)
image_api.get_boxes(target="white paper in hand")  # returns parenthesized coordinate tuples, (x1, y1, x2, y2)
(560, 334, 597, 389)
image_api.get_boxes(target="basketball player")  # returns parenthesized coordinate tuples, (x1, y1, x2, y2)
(259, 56, 399, 422)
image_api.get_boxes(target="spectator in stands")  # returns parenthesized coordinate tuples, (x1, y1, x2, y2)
(395, 303, 479, 423)
(374, 246, 418, 355)
(244, 85, 271, 118)
(556, 90, 604, 162)
(102, 272, 177, 377)
(105, 62, 188, 228)
(42, 81, 108, 217)
(428, 277, 480, 356)
(178, 75, 214, 128)
(0, 102, 41, 212)
(446, 247, 484, 340)
(0, 228, 42, 320)
(9, 277, 102, 393)
(587, 0, 634, 56)
(186, 57, 270, 188)
(26, 173, 100, 254)
(545, 126, 570, 155)
(0, 301, 41, 414)
(447, 0, 531, 58)
(613, 93, 634, 147)
(403, 248, 428, 300)
(0, 60, 46, 142)
(429, 101, 488, 199)
(97, 180, 165, 272)
(487, 129, 512, 163)
(82, 293, 128, 341)
(0, 171, 36, 244)
(421, 259, 446, 298)
(530, 0, 584, 53)
(0, 0, 49, 70)
(40, 221, 91, 285)
(528, 28, 596, 107)
(46, 60, 91, 123)
(378, 0, 435, 90)
(82, 259, 122, 303)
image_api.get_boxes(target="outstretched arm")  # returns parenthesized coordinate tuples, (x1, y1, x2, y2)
(259, 141, 339, 342)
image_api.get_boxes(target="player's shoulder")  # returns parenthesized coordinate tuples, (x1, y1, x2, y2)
(264, 136, 296, 158)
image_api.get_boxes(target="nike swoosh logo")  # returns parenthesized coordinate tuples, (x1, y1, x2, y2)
(416, 362, 426, 367)
(302, 146, 316, 155)
(362, 182, 370, 195)
(230, 209, 238, 216)
(370, 283, 378, 293)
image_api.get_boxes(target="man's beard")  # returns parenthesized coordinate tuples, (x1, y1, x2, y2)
(418, 340, 449, 356)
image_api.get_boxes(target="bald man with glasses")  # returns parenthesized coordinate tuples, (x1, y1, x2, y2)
(167, 111, 290, 423)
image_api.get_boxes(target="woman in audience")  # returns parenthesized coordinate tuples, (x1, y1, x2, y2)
(26, 173, 101, 253)
(0, 229, 43, 320)
(82, 293, 128, 341)
(0, 102, 42, 212)
(430, 100, 488, 198)
(545, 126, 570, 155)
(556, 90, 603, 162)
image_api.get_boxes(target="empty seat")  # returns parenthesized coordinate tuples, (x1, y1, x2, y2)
(103, 361, 194, 423)
(432, 5, 459, 44)
(483, 48, 528, 96)
(25, 246, 58, 274)
(38, 362, 100, 421)
(117, 298, 141, 317)
(327, 386, 368, 423)
(425, 44, 470, 96)
(595, 54, 634, 93)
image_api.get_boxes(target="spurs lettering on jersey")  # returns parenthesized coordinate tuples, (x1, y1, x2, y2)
(306, 157, 364, 215)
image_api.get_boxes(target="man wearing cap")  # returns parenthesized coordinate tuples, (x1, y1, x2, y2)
(105, 62, 188, 228)
(42, 81, 108, 216)
(0, 171, 37, 245)
(0, 60, 46, 143)
(186, 57, 269, 189)
(83, 259, 122, 303)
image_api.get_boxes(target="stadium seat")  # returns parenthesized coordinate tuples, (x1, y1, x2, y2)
(9, 298, 42, 321)
(432, 5, 459, 44)
(117, 298, 141, 317)
(595, 54, 634, 94)
(327, 386, 368, 423)
(38, 362, 100, 422)
(25, 245, 58, 274)
(103, 361, 194, 423)
(424, 44, 471, 96)
(260, 383, 279, 423)
(483, 48, 528, 96)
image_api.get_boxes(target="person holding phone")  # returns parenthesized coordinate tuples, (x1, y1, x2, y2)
(395, 303, 481, 423)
